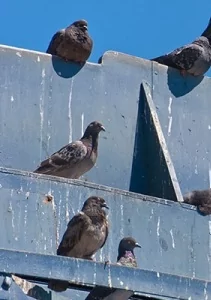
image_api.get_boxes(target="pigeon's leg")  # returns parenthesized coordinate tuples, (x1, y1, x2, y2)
(104, 260, 111, 269)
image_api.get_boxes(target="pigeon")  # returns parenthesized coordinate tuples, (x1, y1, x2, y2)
(85, 237, 141, 300)
(151, 36, 211, 76)
(48, 196, 109, 292)
(183, 188, 211, 215)
(34, 121, 105, 179)
(46, 19, 93, 64)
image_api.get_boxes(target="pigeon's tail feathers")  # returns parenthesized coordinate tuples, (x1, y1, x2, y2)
(34, 159, 55, 174)
(201, 17, 211, 38)
(151, 55, 180, 69)
(48, 279, 69, 292)
(46, 29, 65, 55)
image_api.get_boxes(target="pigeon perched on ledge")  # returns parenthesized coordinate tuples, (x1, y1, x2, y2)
(183, 188, 211, 215)
(34, 121, 105, 179)
(151, 36, 211, 76)
(85, 237, 141, 300)
(46, 19, 93, 64)
(48, 196, 109, 292)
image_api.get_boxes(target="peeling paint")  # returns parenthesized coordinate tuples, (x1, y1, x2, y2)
(157, 272, 160, 278)
(194, 165, 198, 175)
(209, 165, 211, 188)
(157, 217, 160, 237)
(39, 69, 45, 161)
(81, 113, 84, 137)
(37, 56, 40, 62)
(204, 282, 208, 300)
(120, 202, 124, 237)
(68, 79, 74, 143)
(65, 189, 70, 223)
(11, 95, 14, 102)
(168, 97, 172, 114)
(16, 52, 21, 57)
(167, 116, 172, 136)
(170, 229, 175, 249)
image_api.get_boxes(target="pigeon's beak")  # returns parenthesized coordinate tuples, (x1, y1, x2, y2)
(102, 203, 109, 209)
(100, 125, 106, 132)
(135, 243, 142, 248)
(83, 25, 88, 31)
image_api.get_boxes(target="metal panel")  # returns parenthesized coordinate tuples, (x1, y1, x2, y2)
(150, 62, 211, 194)
(0, 167, 209, 282)
(0, 248, 210, 300)
(1, 45, 209, 196)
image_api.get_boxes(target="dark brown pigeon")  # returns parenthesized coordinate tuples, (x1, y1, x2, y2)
(85, 237, 141, 300)
(48, 196, 109, 292)
(34, 121, 105, 179)
(183, 188, 211, 215)
(46, 19, 93, 64)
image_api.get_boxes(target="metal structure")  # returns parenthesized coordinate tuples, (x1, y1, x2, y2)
(0, 44, 210, 299)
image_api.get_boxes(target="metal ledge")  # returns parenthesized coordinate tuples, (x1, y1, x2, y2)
(0, 249, 210, 300)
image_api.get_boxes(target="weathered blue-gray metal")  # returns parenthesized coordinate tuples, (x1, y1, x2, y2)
(0, 247, 210, 300)
(0, 45, 211, 198)
(0, 167, 210, 299)
(0, 44, 211, 299)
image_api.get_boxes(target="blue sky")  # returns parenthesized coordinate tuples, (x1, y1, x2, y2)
(1, 0, 211, 75)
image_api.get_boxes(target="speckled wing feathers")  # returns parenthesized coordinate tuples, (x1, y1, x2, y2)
(34, 141, 87, 174)
(57, 212, 91, 256)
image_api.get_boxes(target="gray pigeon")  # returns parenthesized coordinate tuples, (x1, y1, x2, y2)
(184, 188, 211, 215)
(85, 237, 141, 300)
(48, 196, 109, 292)
(34, 121, 105, 179)
(151, 36, 211, 76)
(46, 19, 93, 64)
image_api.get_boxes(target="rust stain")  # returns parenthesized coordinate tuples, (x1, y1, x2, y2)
(43, 194, 53, 204)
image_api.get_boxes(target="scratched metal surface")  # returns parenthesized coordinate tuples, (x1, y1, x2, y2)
(0, 167, 210, 283)
(0, 45, 181, 200)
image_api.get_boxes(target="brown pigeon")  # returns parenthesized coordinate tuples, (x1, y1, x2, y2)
(85, 237, 141, 300)
(34, 121, 105, 179)
(46, 19, 93, 64)
(184, 188, 211, 215)
(48, 196, 109, 292)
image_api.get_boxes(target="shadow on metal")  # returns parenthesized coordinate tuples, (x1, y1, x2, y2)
(130, 82, 183, 202)
(50, 55, 84, 79)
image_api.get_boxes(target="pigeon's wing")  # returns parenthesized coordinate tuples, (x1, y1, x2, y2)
(34, 140, 87, 174)
(99, 219, 109, 249)
(151, 46, 184, 69)
(46, 29, 65, 54)
(151, 44, 203, 70)
(171, 44, 203, 70)
(57, 212, 91, 256)
(85, 286, 116, 300)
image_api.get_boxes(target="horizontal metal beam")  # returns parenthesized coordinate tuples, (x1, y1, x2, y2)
(0, 249, 210, 300)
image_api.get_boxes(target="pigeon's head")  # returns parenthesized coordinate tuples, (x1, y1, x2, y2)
(119, 237, 141, 253)
(73, 20, 88, 32)
(83, 196, 109, 210)
(83, 121, 105, 138)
